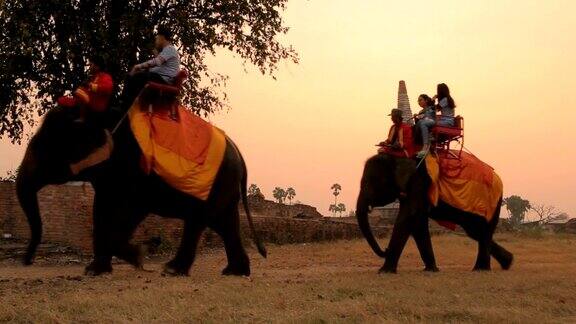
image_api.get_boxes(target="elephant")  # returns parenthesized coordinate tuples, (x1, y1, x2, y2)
(15, 106, 266, 276)
(355, 153, 513, 273)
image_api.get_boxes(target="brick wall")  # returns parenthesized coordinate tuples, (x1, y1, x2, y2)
(0, 182, 384, 254)
(0, 182, 95, 252)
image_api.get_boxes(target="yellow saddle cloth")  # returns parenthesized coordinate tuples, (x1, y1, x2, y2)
(128, 103, 226, 201)
(425, 152, 503, 221)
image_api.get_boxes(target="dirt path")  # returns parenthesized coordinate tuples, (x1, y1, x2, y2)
(1, 233, 576, 323)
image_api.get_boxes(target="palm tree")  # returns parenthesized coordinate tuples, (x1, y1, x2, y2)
(272, 187, 287, 204)
(286, 187, 296, 205)
(337, 203, 346, 217)
(331, 183, 342, 206)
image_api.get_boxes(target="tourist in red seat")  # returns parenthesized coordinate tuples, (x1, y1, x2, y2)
(120, 26, 181, 111)
(378, 108, 415, 198)
(433, 83, 456, 127)
(414, 94, 436, 158)
(379, 108, 415, 158)
(57, 55, 114, 122)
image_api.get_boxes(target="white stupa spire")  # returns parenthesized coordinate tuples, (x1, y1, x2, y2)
(397, 80, 414, 125)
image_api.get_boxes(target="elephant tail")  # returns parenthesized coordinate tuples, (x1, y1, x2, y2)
(241, 175, 267, 258)
(356, 191, 387, 258)
(229, 138, 267, 258)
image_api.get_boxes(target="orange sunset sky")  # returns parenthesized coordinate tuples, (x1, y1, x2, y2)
(1, 0, 575, 218)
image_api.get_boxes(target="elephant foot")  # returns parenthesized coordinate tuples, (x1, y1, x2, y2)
(117, 244, 146, 270)
(22, 253, 35, 266)
(472, 265, 491, 272)
(222, 264, 250, 277)
(84, 261, 113, 276)
(499, 254, 514, 270)
(163, 261, 190, 277)
(423, 266, 440, 272)
(378, 264, 397, 274)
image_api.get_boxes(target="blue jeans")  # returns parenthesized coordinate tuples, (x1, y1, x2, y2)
(437, 116, 455, 127)
(418, 118, 435, 145)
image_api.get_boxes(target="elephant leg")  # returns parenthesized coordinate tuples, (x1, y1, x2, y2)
(381, 205, 418, 273)
(411, 216, 439, 272)
(474, 233, 492, 271)
(91, 191, 149, 273)
(490, 241, 513, 270)
(487, 200, 513, 270)
(164, 220, 205, 276)
(212, 206, 250, 276)
(85, 193, 113, 276)
(459, 218, 492, 271)
(110, 206, 149, 269)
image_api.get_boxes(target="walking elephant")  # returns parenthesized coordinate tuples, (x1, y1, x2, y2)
(355, 153, 513, 273)
(15, 107, 266, 276)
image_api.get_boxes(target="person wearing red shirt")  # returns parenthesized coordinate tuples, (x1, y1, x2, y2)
(377, 108, 416, 198)
(57, 56, 114, 122)
(378, 109, 415, 158)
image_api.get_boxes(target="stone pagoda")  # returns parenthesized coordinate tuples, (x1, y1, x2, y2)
(397, 80, 414, 125)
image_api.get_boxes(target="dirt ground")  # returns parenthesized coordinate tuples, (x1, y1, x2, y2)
(1, 233, 575, 323)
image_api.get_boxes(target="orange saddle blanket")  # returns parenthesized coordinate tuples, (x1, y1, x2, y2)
(425, 151, 503, 222)
(128, 102, 227, 201)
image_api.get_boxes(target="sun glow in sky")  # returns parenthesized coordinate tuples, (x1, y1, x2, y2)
(2, 0, 576, 217)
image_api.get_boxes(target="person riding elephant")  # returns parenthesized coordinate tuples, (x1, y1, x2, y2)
(355, 152, 514, 273)
(57, 55, 114, 125)
(379, 108, 415, 158)
(433, 83, 456, 127)
(120, 26, 181, 112)
(413, 94, 436, 158)
(16, 103, 266, 276)
(378, 108, 416, 197)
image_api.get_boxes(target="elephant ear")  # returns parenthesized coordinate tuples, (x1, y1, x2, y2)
(393, 157, 417, 192)
(69, 130, 114, 175)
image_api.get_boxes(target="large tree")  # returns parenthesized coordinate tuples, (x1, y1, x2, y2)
(0, 0, 297, 143)
(503, 195, 531, 226)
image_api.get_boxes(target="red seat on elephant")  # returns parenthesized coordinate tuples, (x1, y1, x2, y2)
(377, 123, 417, 158)
(145, 69, 188, 96)
(139, 69, 188, 119)
(431, 115, 464, 159)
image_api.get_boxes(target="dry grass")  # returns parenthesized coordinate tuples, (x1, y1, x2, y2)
(1, 233, 576, 323)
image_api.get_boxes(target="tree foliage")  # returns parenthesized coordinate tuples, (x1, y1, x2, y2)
(331, 183, 341, 203)
(0, 169, 17, 182)
(0, 0, 298, 143)
(503, 195, 531, 226)
(248, 183, 262, 195)
(329, 203, 346, 217)
(247, 183, 264, 201)
(337, 203, 346, 217)
(286, 187, 296, 205)
(272, 187, 286, 204)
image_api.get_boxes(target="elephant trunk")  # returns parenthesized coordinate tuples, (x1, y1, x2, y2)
(356, 192, 387, 258)
(15, 153, 44, 265)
